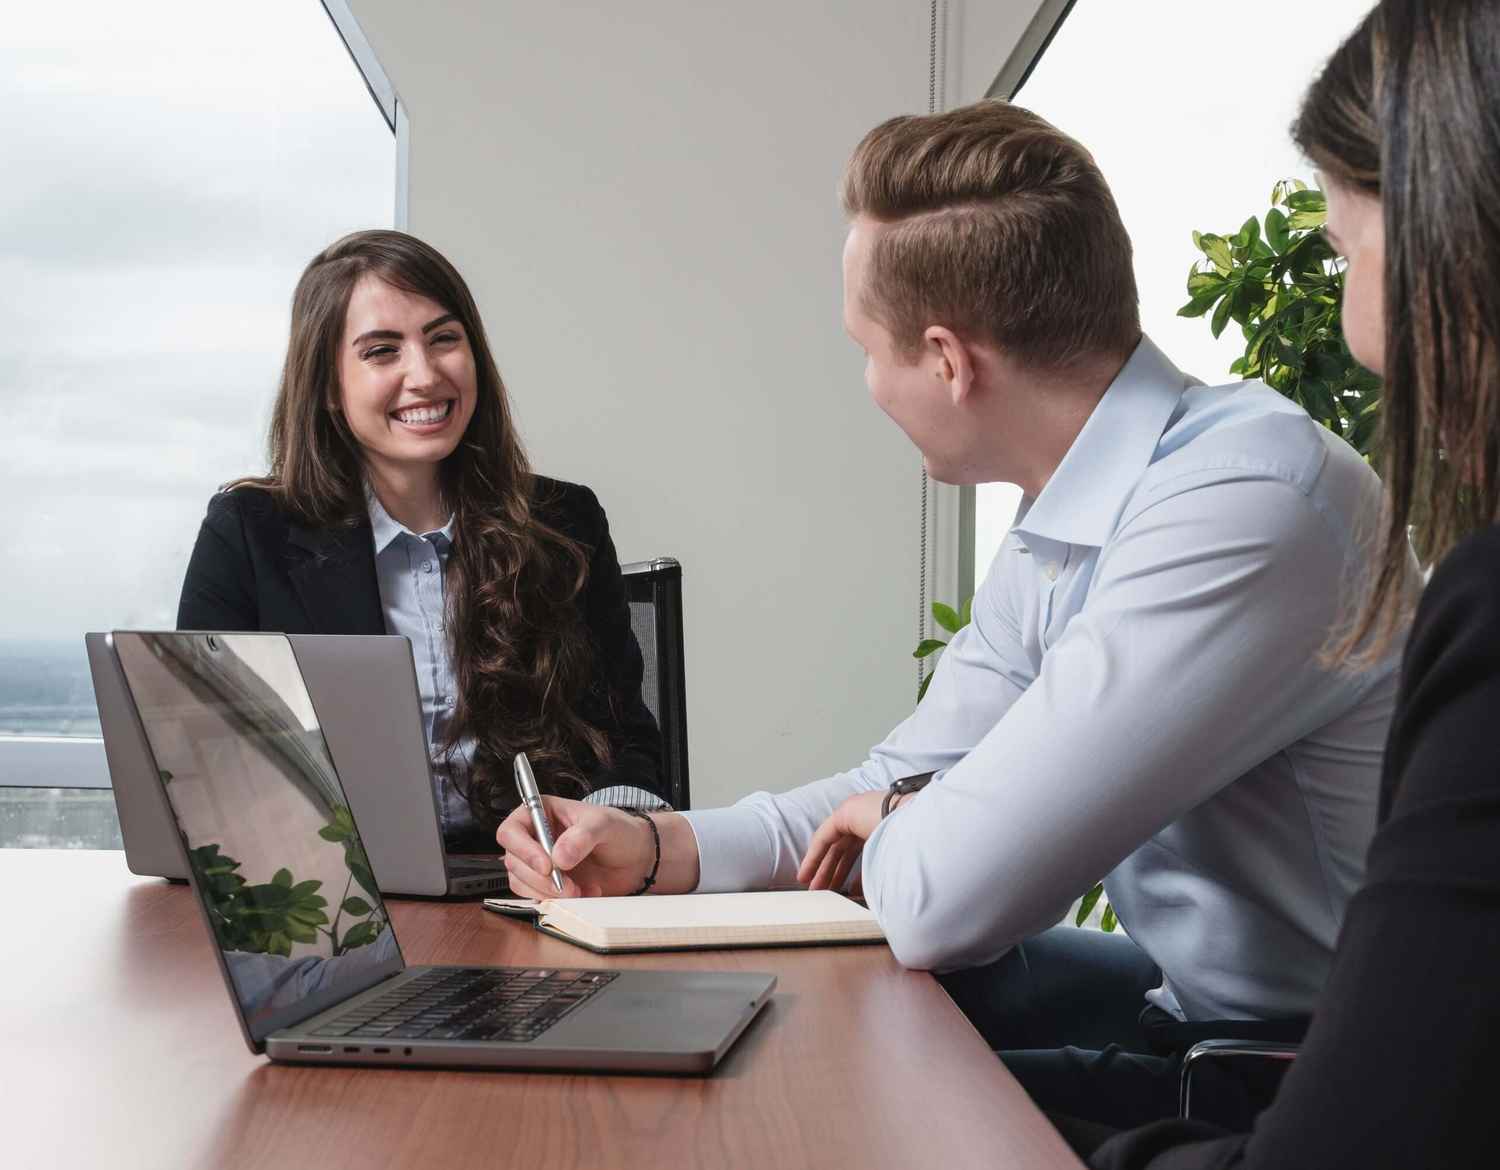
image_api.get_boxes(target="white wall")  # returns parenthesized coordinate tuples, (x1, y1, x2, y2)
(348, 1, 1044, 807)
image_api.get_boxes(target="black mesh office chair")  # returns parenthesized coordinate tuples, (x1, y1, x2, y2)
(1149, 1005, 1308, 1128)
(620, 557, 689, 809)
(1180, 1039, 1299, 1122)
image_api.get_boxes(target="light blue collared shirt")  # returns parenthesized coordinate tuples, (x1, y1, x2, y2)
(682, 336, 1399, 1022)
(367, 493, 664, 848)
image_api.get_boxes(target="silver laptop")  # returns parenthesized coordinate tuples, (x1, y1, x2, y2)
(108, 630, 774, 1072)
(87, 632, 507, 897)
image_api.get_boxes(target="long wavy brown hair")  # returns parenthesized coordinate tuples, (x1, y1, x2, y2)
(238, 229, 611, 826)
(1295, 0, 1500, 662)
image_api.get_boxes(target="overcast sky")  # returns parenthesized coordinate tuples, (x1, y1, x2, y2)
(1, 0, 391, 643)
(3, 0, 1379, 647)
(975, 0, 1377, 567)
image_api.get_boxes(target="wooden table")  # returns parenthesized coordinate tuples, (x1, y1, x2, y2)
(2, 850, 1082, 1169)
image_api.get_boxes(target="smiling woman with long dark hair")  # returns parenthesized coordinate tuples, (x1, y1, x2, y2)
(1083, 1, 1500, 1166)
(177, 230, 667, 843)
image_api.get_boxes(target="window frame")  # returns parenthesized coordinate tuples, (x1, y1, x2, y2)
(0, 0, 406, 792)
(935, 0, 1079, 608)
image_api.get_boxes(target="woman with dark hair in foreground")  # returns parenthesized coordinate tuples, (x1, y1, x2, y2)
(1083, 2, 1500, 1165)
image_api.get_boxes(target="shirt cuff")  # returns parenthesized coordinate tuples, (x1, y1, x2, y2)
(584, 785, 669, 811)
(677, 804, 778, 893)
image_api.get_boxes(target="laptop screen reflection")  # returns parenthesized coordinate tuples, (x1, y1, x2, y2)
(112, 631, 403, 1042)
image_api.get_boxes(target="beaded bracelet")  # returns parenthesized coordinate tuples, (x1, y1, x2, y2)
(621, 808, 660, 895)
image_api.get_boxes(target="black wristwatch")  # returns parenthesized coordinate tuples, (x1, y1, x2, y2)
(880, 772, 936, 819)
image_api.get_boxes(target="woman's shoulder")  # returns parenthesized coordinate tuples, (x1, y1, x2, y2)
(530, 474, 602, 511)
(202, 481, 279, 520)
(529, 474, 605, 538)
(1410, 524, 1500, 652)
(1428, 523, 1500, 584)
(1382, 523, 1500, 819)
(198, 482, 305, 543)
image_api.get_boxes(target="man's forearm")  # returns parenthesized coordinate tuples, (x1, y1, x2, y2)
(678, 768, 900, 892)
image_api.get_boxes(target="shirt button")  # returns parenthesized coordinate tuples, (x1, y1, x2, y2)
(1044, 564, 1059, 582)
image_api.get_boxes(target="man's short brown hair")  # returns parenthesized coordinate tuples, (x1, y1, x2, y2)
(841, 100, 1140, 369)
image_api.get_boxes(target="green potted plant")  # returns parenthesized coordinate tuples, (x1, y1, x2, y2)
(1178, 180, 1381, 458)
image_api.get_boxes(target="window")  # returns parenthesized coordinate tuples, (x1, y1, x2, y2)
(2, 0, 398, 845)
(973, 0, 1374, 571)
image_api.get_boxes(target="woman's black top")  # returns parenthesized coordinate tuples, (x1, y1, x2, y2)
(1091, 524, 1500, 1168)
(175, 476, 667, 807)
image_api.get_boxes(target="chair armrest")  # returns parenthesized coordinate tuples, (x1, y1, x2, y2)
(1180, 1039, 1301, 1119)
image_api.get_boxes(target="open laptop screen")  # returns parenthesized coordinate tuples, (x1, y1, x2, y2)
(111, 631, 405, 1048)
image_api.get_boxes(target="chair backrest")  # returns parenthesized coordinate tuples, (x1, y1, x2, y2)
(620, 557, 689, 809)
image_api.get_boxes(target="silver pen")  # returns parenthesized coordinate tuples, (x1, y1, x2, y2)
(513, 751, 566, 894)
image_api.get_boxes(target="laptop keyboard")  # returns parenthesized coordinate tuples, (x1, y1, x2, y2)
(309, 967, 619, 1044)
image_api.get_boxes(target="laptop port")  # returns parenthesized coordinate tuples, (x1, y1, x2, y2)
(297, 1044, 332, 1054)
(373, 1047, 390, 1054)
(343, 1047, 360, 1053)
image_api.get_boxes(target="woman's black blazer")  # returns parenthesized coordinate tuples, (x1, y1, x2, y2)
(176, 477, 667, 804)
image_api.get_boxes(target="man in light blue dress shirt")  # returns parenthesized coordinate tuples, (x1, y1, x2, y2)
(497, 101, 1398, 1128)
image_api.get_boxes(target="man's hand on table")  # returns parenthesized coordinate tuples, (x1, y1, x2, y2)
(797, 789, 911, 896)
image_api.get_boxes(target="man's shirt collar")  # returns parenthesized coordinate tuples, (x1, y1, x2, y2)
(1011, 335, 1191, 550)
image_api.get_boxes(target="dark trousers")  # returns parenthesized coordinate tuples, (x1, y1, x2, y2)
(937, 926, 1183, 1131)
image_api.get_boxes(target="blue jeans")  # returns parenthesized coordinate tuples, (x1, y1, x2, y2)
(936, 926, 1182, 1130)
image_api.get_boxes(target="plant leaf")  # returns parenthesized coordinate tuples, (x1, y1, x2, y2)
(1285, 188, 1326, 212)
(1203, 235, 1232, 274)
(340, 921, 381, 950)
(1265, 207, 1290, 253)
(1075, 882, 1103, 927)
(1210, 295, 1233, 339)
(1100, 903, 1118, 933)
(285, 920, 320, 944)
(342, 896, 374, 917)
(350, 861, 379, 901)
(1186, 270, 1223, 296)
(931, 602, 961, 633)
(913, 638, 948, 660)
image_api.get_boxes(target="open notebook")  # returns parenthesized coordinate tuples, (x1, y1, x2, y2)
(483, 890, 886, 954)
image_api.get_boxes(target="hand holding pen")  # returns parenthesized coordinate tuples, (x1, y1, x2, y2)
(498, 762, 682, 900)
(513, 751, 566, 894)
